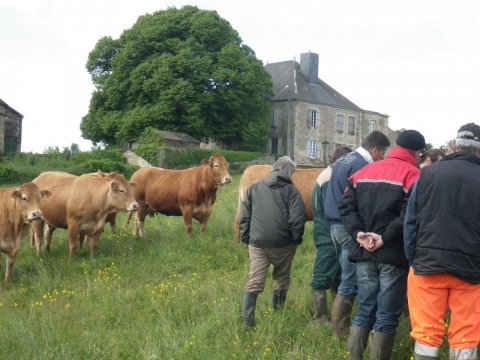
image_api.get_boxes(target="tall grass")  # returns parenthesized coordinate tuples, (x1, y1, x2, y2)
(0, 175, 453, 359)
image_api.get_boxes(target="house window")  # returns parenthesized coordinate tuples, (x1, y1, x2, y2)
(308, 109, 318, 129)
(336, 114, 344, 133)
(368, 120, 376, 133)
(271, 138, 278, 154)
(306, 140, 318, 159)
(348, 116, 355, 135)
(270, 108, 279, 128)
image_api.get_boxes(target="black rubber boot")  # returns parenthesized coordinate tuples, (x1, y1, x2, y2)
(242, 292, 258, 329)
(312, 289, 328, 321)
(272, 290, 287, 310)
(369, 332, 395, 360)
(331, 294, 355, 337)
(347, 326, 370, 360)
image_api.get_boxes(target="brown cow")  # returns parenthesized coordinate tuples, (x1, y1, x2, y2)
(233, 164, 324, 241)
(31, 171, 119, 255)
(32, 171, 138, 260)
(0, 182, 51, 282)
(129, 153, 232, 236)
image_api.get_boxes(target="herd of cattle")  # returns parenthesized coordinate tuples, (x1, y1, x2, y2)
(0, 153, 324, 283)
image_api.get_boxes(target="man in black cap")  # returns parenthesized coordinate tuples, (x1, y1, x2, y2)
(404, 123, 480, 360)
(338, 129, 426, 359)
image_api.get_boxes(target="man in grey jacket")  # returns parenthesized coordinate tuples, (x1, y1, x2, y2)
(239, 156, 307, 329)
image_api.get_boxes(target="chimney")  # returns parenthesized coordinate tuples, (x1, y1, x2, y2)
(300, 52, 319, 85)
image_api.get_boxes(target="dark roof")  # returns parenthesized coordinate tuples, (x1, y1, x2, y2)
(265, 60, 362, 111)
(0, 98, 23, 118)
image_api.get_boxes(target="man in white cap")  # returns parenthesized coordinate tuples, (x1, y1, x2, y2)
(404, 123, 480, 360)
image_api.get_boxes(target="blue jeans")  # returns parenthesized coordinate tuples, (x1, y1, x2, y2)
(352, 260, 407, 335)
(330, 224, 357, 298)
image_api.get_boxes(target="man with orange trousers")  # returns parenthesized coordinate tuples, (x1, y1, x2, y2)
(404, 123, 480, 360)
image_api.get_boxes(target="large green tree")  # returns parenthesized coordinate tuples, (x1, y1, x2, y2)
(81, 6, 273, 150)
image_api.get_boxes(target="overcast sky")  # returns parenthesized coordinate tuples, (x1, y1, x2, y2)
(1, 0, 479, 153)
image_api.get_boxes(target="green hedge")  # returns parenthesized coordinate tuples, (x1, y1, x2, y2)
(0, 164, 20, 184)
(0, 149, 139, 185)
(163, 148, 264, 172)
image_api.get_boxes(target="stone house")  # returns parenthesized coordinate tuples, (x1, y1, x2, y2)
(0, 98, 23, 153)
(265, 52, 396, 166)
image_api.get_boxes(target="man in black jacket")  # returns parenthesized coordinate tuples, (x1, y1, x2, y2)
(404, 123, 480, 360)
(239, 156, 307, 329)
(339, 130, 425, 359)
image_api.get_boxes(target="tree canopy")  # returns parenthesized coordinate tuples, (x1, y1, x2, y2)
(81, 6, 273, 150)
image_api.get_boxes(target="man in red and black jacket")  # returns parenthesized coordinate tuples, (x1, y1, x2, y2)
(339, 130, 425, 360)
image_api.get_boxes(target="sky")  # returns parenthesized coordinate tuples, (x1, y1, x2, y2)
(1, 0, 479, 153)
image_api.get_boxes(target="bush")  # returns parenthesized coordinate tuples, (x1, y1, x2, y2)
(164, 149, 263, 169)
(75, 160, 139, 179)
(0, 164, 20, 184)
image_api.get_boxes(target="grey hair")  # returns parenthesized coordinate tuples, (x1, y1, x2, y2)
(272, 156, 296, 174)
(456, 133, 480, 150)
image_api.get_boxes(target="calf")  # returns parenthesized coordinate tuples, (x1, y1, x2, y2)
(0, 182, 50, 282)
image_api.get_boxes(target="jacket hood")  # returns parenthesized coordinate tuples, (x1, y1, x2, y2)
(263, 170, 292, 187)
(443, 150, 480, 166)
(387, 146, 417, 166)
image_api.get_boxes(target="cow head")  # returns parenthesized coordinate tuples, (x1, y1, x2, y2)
(201, 153, 232, 187)
(11, 182, 51, 223)
(108, 175, 139, 212)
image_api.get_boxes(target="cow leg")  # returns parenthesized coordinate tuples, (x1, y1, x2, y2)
(181, 207, 194, 234)
(68, 227, 81, 262)
(32, 219, 45, 257)
(200, 215, 211, 232)
(89, 231, 102, 259)
(135, 201, 147, 237)
(45, 225, 55, 253)
(3, 250, 18, 283)
(107, 213, 117, 235)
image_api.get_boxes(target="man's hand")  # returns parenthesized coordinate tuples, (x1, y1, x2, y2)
(357, 232, 384, 252)
(365, 232, 384, 252)
(357, 232, 374, 250)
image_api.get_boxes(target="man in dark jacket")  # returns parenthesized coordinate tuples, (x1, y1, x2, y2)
(325, 131, 391, 337)
(339, 130, 425, 359)
(239, 156, 307, 329)
(310, 146, 352, 322)
(404, 123, 480, 360)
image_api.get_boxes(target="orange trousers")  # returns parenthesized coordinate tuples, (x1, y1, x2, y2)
(407, 269, 480, 350)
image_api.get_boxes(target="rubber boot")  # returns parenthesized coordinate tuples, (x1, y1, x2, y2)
(331, 294, 355, 337)
(312, 289, 328, 321)
(242, 292, 258, 329)
(369, 332, 395, 360)
(272, 290, 287, 310)
(347, 326, 370, 360)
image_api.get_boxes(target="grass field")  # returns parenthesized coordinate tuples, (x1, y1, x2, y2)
(0, 174, 454, 359)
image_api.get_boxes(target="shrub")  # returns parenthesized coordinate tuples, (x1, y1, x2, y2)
(164, 149, 263, 169)
(76, 160, 139, 179)
(0, 164, 20, 184)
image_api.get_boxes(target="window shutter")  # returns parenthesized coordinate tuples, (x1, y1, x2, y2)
(307, 110, 311, 128)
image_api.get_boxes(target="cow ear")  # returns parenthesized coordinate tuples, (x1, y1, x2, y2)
(11, 190, 21, 199)
(129, 182, 138, 191)
(41, 190, 52, 198)
(110, 181, 118, 191)
(201, 159, 209, 166)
